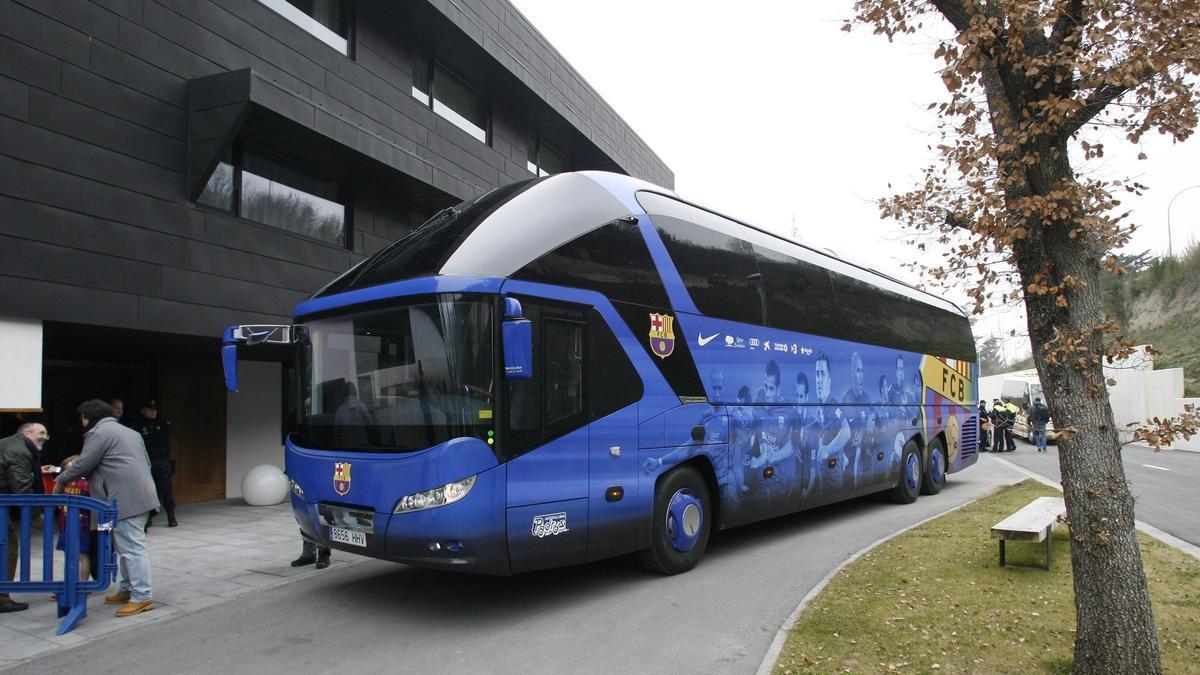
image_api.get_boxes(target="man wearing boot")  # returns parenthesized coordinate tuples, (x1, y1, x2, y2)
(0, 422, 50, 613)
(133, 400, 177, 528)
(56, 399, 159, 617)
(291, 533, 331, 569)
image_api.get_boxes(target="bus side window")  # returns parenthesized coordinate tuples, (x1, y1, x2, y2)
(544, 318, 585, 430)
(587, 309, 642, 418)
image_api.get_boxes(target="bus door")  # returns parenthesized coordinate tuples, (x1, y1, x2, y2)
(504, 312, 590, 573)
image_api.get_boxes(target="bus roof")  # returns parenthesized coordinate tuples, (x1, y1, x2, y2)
(436, 171, 967, 318)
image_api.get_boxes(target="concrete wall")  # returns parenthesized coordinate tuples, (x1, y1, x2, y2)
(225, 360, 283, 499)
(0, 316, 40, 411)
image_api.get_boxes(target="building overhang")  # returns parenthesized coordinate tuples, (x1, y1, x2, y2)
(187, 69, 461, 213)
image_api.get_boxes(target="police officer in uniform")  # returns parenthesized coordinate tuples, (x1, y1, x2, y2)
(133, 400, 177, 527)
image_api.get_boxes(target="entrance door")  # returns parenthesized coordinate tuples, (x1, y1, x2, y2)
(160, 355, 227, 503)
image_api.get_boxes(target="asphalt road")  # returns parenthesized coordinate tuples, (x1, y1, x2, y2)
(21, 458, 1027, 675)
(986, 439, 1200, 548)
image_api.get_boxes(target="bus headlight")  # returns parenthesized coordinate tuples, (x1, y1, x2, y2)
(394, 475, 476, 514)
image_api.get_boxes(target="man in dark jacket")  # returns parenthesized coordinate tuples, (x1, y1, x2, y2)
(988, 398, 1008, 451)
(56, 399, 160, 617)
(0, 422, 49, 613)
(131, 400, 176, 528)
(1029, 397, 1051, 452)
(977, 400, 991, 452)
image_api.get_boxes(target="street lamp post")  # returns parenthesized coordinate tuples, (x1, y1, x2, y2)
(1166, 184, 1200, 259)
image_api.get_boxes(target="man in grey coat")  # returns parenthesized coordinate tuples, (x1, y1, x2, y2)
(55, 399, 160, 617)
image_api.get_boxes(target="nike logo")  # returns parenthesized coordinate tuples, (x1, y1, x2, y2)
(698, 333, 719, 346)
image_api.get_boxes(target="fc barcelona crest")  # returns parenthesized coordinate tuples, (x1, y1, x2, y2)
(333, 462, 351, 496)
(648, 313, 675, 359)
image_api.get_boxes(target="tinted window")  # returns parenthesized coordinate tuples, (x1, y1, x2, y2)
(512, 219, 671, 309)
(638, 191, 976, 361)
(503, 301, 645, 459)
(752, 244, 839, 338)
(589, 308, 642, 418)
(316, 179, 540, 297)
(653, 214, 764, 325)
(830, 273, 976, 361)
(544, 319, 584, 429)
(504, 301, 584, 457)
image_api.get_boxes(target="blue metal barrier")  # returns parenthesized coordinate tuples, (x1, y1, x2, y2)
(0, 494, 118, 635)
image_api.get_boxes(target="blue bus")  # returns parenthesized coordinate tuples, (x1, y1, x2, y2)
(223, 171, 978, 575)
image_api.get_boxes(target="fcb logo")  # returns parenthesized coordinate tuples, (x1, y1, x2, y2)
(648, 313, 675, 359)
(333, 462, 351, 496)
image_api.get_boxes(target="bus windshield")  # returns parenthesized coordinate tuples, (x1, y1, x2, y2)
(295, 295, 495, 452)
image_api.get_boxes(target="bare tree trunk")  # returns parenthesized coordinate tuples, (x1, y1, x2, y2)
(1015, 219, 1162, 674)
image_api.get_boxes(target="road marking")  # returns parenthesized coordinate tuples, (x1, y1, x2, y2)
(1142, 464, 1170, 472)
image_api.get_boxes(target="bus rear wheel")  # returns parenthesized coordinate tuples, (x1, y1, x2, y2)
(921, 438, 946, 496)
(636, 465, 711, 575)
(888, 440, 922, 504)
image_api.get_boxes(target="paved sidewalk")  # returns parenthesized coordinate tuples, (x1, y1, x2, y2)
(0, 499, 367, 669)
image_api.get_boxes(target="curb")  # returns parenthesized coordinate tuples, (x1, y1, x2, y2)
(990, 454, 1200, 562)
(754, 466, 1016, 675)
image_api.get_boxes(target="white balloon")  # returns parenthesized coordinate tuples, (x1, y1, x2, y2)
(241, 464, 289, 506)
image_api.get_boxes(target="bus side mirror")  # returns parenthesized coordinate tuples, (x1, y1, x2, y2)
(502, 298, 532, 380)
(222, 326, 241, 393)
(222, 324, 294, 393)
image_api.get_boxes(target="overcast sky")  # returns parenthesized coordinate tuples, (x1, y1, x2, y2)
(509, 0, 1200, 362)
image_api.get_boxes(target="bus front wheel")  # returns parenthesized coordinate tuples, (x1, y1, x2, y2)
(921, 438, 946, 496)
(636, 465, 711, 575)
(888, 440, 922, 504)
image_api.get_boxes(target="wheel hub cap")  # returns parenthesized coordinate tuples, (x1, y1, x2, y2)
(667, 489, 703, 552)
(905, 453, 920, 490)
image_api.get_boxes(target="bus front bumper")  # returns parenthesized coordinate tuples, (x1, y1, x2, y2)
(292, 463, 511, 575)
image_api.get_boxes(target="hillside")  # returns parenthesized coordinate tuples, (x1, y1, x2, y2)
(1115, 246, 1200, 397)
(1001, 247, 1200, 396)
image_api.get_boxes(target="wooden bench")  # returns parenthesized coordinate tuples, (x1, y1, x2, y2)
(990, 496, 1066, 570)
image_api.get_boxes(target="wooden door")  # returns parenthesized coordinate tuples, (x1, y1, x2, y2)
(159, 355, 227, 503)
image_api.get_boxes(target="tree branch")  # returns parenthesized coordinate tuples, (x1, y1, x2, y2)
(1063, 82, 1135, 138)
(1050, 0, 1085, 49)
(930, 0, 972, 31)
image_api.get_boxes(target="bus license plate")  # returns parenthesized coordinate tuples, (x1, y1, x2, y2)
(329, 526, 366, 547)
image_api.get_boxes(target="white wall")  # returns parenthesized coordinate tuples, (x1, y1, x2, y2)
(989, 348, 1198, 451)
(0, 317, 42, 411)
(225, 360, 284, 499)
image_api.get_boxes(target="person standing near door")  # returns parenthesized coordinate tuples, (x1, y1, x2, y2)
(132, 400, 177, 528)
(55, 399, 159, 617)
(109, 398, 127, 426)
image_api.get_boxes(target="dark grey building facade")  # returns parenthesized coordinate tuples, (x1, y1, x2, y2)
(0, 0, 671, 502)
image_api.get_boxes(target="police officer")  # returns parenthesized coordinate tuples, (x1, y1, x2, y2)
(133, 400, 176, 527)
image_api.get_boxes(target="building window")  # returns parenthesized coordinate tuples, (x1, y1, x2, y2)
(257, 0, 351, 55)
(527, 136, 569, 177)
(412, 52, 489, 144)
(197, 146, 348, 247)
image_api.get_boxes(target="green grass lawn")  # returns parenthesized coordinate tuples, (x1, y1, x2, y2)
(772, 481, 1200, 673)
